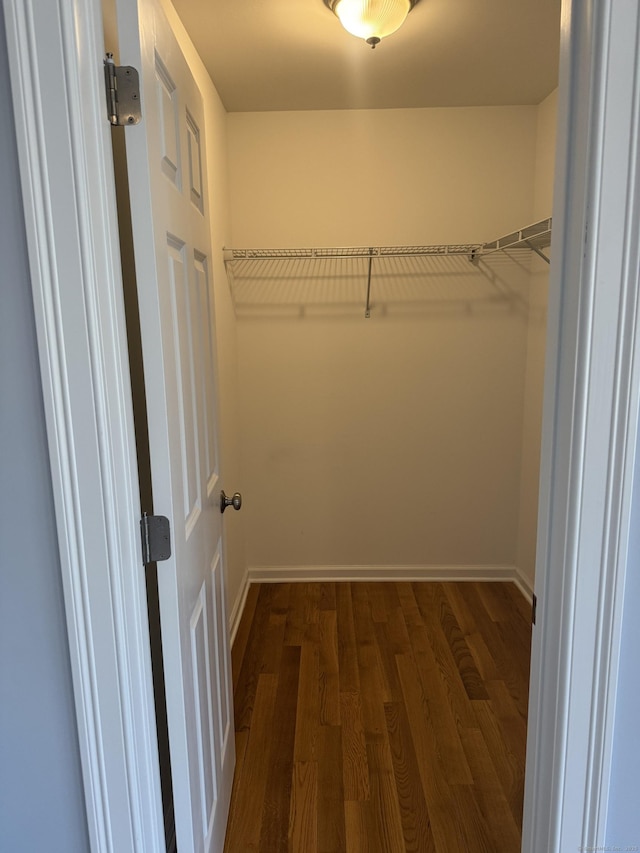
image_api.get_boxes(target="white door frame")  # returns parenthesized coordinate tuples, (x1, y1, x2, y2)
(2, 0, 164, 849)
(4, 0, 639, 850)
(523, 0, 640, 848)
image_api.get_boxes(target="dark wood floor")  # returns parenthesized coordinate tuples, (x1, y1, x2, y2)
(224, 581, 532, 852)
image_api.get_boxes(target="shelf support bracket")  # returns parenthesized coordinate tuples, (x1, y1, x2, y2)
(365, 249, 374, 318)
(524, 239, 551, 265)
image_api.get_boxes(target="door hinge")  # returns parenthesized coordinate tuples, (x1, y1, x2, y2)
(140, 513, 171, 565)
(532, 593, 538, 625)
(104, 54, 142, 126)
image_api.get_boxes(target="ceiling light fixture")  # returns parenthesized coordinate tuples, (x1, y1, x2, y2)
(324, 0, 419, 48)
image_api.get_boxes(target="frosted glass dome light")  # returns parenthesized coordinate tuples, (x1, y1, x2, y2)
(325, 0, 417, 48)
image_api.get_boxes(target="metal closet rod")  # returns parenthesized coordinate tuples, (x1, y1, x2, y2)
(222, 244, 480, 261)
(223, 217, 552, 318)
(222, 218, 552, 263)
(477, 217, 552, 263)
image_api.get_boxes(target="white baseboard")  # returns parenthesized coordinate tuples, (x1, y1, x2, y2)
(247, 564, 533, 601)
(228, 566, 534, 636)
(512, 566, 535, 603)
(228, 569, 250, 646)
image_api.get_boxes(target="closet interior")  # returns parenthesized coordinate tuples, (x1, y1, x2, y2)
(223, 100, 557, 602)
(217, 101, 556, 846)
(111, 1, 560, 841)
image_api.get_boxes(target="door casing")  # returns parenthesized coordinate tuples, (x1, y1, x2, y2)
(4, 0, 640, 849)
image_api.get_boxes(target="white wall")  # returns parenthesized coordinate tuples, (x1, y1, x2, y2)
(0, 7, 89, 848)
(229, 107, 537, 247)
(229, 106, 546, 575)
(516, 88, 558, 586)
(533, 89, 559, 221)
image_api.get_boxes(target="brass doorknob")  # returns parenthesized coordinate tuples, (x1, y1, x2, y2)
(220, 490, 242, 513)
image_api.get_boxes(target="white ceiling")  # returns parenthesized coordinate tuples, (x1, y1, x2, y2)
(171, 0, 561, 113)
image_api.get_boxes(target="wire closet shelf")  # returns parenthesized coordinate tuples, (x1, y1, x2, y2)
(223, 217, 552, 318)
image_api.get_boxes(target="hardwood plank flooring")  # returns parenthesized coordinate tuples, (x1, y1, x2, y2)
(224, 582, 532, 853)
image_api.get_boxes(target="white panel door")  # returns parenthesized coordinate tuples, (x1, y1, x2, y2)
(115, 1, 234, 850)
